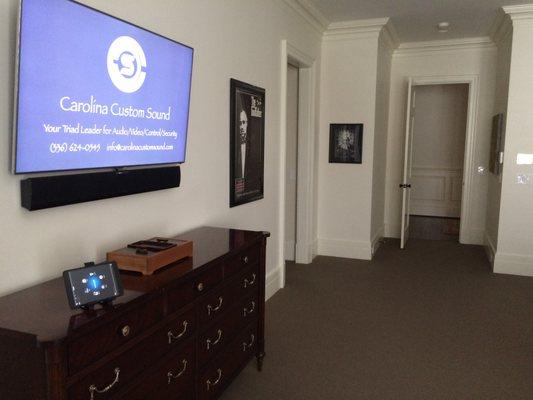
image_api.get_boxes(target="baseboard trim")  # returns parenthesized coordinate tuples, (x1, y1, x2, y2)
(371, 226, 384, 256)
(460, 228, 484, 245)
(317, 237, 372, 260)
(265, 266, 282, 301)
(494, 252, 533, 277)
(384, 222, 400, 238)
(484, 232, 497, 265)
(311, 238, 318, 260)
(284, 240, 295, 261)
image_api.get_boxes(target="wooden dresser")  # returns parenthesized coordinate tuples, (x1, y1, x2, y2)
(0, 227, 269, 400)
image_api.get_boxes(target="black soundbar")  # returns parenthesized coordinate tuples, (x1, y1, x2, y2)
(21, 166, 180, 211)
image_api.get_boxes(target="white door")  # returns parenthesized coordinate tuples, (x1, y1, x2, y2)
(400, 79, 416, 249)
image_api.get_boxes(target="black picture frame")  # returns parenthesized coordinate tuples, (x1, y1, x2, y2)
(229, 79, 265, 207)
(329, 123, 363, 164)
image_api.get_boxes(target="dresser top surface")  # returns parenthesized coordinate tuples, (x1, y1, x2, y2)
(0, 227, 266, 343)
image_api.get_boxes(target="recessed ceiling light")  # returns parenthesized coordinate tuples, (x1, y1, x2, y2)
(438, 22, 450, 33)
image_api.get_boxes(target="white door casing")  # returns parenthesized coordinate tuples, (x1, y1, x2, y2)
(400, 78, 415, 249)
(279, 40, 316, 288)
(401, 75, 479, 245)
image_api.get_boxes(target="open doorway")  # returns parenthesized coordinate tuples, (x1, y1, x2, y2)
(285, 63, 299, 261)
(409, 83, 469, 242)
(278, 40, 316, 289)
(400, 79, 478, 245)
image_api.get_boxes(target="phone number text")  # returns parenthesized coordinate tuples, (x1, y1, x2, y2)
(49, 143, 101, 153)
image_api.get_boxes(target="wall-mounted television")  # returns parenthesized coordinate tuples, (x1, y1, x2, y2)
(12, 0, 194, 174)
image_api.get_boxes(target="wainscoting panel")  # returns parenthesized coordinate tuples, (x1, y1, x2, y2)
(411, 166, 463, 217)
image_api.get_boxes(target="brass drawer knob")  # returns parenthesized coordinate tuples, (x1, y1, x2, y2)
(121, 325, 131, 337)
(197, 282, 204, 292)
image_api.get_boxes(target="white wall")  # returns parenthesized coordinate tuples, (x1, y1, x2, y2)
(384, 43, 497, 244)
(370, 30, 392, 254)
(317, 31, 379, 260)
(486, 18, 512, 262)
(0, 0, 322, 296)
(494, 14, 533, 276)
(410, 84, 468, 218)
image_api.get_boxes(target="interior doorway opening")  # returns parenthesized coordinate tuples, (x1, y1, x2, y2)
(284, 63, 299, 261)
(279, 40, 316, 288)
(408, 83, 469, 242)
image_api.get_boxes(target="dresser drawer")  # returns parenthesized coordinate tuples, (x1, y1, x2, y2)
(68, 297, 164, 374)
(197, 263, 258, 329)
(167, 264, 223, 314)
(197, 293, 258, 366)
(198, 322, 258, 400)
(114, 342, 195, 400)
(68, 307, 195, 399)
(224, 244, 261, 278)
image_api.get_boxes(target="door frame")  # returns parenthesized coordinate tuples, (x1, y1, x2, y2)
(409, 74, 479, 244)
(279, 40, 316, 288)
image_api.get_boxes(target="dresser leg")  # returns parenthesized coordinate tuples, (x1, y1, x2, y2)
(256, 352, 265, 371)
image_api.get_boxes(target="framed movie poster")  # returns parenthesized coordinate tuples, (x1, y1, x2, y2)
(229, 79, 265, 207)
(329, 123, 363, 164)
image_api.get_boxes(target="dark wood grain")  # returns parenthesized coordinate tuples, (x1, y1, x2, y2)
(0, 227, 268, 400)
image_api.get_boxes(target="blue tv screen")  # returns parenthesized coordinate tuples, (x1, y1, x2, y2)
(13, 0, 194, 174)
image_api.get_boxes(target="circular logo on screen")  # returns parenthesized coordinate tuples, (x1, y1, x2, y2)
(107, 36, 147, 93)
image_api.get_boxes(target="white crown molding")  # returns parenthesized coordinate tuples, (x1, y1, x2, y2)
(490, 9, 513, 45)
(381, 20, 400, 52)
(384, 20, 400, 48)
(502, 4, 533, 21)
(394, 37, 496, 57)
(324, 17, 391, 41)
(279, 0, 329, 34)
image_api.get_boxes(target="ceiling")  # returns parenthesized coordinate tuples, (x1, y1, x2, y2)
(310, 0, 533, 42)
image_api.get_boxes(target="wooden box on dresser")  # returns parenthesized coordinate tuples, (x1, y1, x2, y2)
(0, 227, 269, 400)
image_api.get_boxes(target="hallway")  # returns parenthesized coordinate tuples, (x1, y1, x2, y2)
(221, 239, 533, 400)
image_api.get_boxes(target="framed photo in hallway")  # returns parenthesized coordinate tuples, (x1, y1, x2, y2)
(229, 79, 265, 207)
(329, 123, 363, 164)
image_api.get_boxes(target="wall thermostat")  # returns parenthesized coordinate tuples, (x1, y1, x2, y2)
(63, 261, 123, 310)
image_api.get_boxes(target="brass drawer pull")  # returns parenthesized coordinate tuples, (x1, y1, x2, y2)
(207, 296, 223, 315)
(243, 256, 249, 264)
(120, 325, 131, 337)
(243, 301, 256, 317)
(197, 282, 204, 292)
(243, 273, 256, 288)
(88, 367, 120, 400)
(168, 320, 188, 344)
(206, 329, 223, 350)
(242, 334, 255, 352)
(167, 359, 187, 384)
(206, 368, 222, 391)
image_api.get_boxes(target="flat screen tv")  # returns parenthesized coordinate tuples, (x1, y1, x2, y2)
(12, 0, 194, 174)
